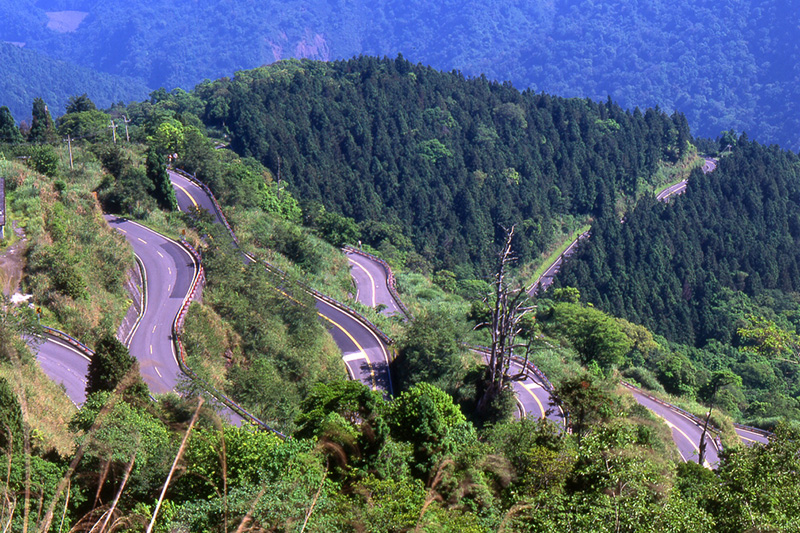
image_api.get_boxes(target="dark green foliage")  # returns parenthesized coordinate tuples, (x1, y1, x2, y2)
(57, 108, 110, 138)
(28, 97, 56, 143)
(146, 147, 177, 210)
(387, 382, 475, 478)
(85, 333, 138, 395)
(27, 144, 59, 177)
(295, 380, 388, 470)
(0, 42, 149, 130)
(542, 302, 632, 369)
(3, 2, 800, 150)
(392, 310, 468, 395)
(0, 105, 22, 144)
(554, 373, 616, 440)
(195, 233, 344, 431)
(555, 137, 800, 419)
(65, 94, 97, 114)
(198, 57, 688, 275)
(0, 378, 23, 454)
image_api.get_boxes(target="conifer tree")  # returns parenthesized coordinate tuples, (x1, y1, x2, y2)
(146, 147, 178, 211)
(29, 97, 56, 143)
(0, 106, 22, 144)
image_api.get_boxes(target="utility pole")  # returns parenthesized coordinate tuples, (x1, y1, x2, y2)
(108, 120, 117, 144)
(122, 115, 131, 142)
(65, 135, 73, 170)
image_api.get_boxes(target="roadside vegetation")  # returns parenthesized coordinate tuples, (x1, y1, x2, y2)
(1, 58, 800, 531)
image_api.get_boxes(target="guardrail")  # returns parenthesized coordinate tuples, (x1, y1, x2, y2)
(620, 380, 723, 449)
(171, 167, 396, 349)
(732, 422, 773, 439)
(41, 326, 94, 357)
(171, 239, 287, 438)
(342, 245, 411, 319)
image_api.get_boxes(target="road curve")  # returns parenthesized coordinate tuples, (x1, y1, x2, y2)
(170, 170, 393, 395)
(345, 251, 403, 316)
(344, 245, 565, 424)
(627, 386, 720, 467)
(105, 215, 197, 395)
(31, 336, 89, 405)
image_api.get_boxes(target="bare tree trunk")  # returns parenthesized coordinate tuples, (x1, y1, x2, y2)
(698, 408, 713, 466)
(477, 226, 533, 414)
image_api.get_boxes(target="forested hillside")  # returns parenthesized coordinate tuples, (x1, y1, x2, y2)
(555, 137, 800, 421)
(194, 56, 690, 276)
(2, 0, 799, 148)
(0, 43, 148, 123)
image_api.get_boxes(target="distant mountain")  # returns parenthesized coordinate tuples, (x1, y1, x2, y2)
(0, 43, 148, 123)
(1, 0, 798, 149)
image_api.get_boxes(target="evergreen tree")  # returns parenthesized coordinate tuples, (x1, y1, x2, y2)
(65, 93, 97, 114)
(146, 147, 177, 210)
(86, 333, 139, 395)
(29, 97, 56, 143)
(0, 106, 22, 144)
(0, 377, 23, 454)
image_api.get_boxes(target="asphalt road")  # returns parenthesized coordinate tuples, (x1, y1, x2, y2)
(105, 215, 197, 395)
(345, 251, 403, 316)
(30, 336, 89, 405)
(628, 387, 720, 467)
(171, 170, 393, 395)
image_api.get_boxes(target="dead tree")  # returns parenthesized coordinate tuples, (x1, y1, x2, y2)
(476, 226, 535, 414)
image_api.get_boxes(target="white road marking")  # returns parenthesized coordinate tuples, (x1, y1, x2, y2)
(342, 352, 368, 362)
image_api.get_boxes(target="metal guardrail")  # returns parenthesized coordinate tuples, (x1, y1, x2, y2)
(171, 239, 287, 438)
(172, 167, 396, 349)
(41, 326, 94, 357)
(342, 245, 412, 319)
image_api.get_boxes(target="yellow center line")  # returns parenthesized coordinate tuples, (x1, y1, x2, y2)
(137, 237, 147, 244)
(317, 311, 378, 390)
(520, 382, 546, 419)
(157, 250, 164, 258)
(174, 182, 199, 210)
(348, 258, 377, 307)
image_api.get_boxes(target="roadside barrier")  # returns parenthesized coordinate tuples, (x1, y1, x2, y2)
(171, 167, 396, 349)
(170, 238, 287, 438)
(41, 326, 94, 357)
(342, 245, 411, 319)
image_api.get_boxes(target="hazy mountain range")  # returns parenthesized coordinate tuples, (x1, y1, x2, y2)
(1, 0, 798, 149)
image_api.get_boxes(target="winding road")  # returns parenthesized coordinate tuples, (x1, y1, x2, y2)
(345, 250, 403, 316)
(104, 215, 198, 395)
(170, 170, 393, 394)
(31, 156, 768, 464)
(30, 336, 89, 405)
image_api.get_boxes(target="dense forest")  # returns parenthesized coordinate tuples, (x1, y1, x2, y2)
(0, 42, 148, 123)
(1, 0, 799, 149)
(192, 56, 691, 277)
(555, 137, 800, 422)
(4, 63, 800, 528)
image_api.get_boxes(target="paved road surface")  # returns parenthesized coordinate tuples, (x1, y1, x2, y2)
(31, 336, 89, 405)
(628, 387, 720, 467)
(345, 251, 403, 316)
(105, 216, 197, 395)
(171, 170, 393, 394)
